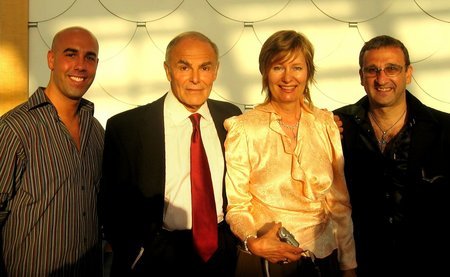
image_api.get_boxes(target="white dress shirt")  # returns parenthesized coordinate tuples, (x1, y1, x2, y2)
(163, 91, 224, 230)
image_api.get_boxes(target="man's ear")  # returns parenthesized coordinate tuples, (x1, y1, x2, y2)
(214, 61, 220, 80)
(359, 69, 364, 86)
(47, 50, 55, 70)
(163, 61, 171, 82)
(405, 64, 413, 85)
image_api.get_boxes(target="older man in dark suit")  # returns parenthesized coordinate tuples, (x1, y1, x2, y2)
(100, 31, 242, 276)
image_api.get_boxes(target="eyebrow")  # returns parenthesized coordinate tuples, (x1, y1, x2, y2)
(63, 48, 97, 58)
(177, 59, 213, 68)
(63, 48, 78, 53)
(365, 62, 401, 67)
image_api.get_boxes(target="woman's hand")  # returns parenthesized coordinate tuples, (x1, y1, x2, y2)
(246, 223, 303, 264)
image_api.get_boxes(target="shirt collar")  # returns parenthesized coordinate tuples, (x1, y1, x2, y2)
(27, 87, 51, 111)
(27, 87, 95, 115)
(165, 90, 213, 124)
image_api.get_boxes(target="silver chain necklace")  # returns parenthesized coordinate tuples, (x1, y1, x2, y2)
(368, 110, 406, 147)
(277, 119, 299, 130)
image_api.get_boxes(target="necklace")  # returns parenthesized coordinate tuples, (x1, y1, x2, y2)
(368, 110, 406, 148)
(277, 119, 299, 130)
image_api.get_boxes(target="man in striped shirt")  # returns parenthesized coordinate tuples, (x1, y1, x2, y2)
(0, 26, 104, 276)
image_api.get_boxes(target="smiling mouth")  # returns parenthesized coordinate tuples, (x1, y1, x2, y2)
(70, 76, 86, 82)
(187, 88, 205, 93)
(376, 86, 392, 92)
(279, 85, 296, 91)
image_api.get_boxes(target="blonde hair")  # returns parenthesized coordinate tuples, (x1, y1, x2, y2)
(259, 30, 315, 109)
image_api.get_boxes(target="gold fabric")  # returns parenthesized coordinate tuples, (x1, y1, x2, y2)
(224, 103, 356, 270)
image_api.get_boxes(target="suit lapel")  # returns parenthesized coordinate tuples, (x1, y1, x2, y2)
(138, 95, 166, 198)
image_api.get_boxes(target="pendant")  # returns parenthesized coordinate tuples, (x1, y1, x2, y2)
(379, 132, 388, 145)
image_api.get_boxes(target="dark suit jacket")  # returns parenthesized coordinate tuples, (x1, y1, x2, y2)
(334, 91, 450, 276)
(99, 94, 242, 275)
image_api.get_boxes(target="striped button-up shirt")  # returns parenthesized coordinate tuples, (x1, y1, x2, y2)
(0, 87, 104, 276)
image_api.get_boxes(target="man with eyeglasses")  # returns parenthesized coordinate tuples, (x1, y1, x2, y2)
(333, 35, 450, 276)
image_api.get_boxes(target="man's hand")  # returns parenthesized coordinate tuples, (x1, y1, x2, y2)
(333, 114, 343, 139)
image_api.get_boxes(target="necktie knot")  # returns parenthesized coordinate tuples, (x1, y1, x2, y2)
(189, 113, 201, 129)
(189, 113, 202, 142)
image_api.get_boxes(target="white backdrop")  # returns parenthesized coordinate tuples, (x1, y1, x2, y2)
(28, 0, 450, 126)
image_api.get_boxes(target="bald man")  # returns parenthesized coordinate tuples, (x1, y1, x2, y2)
(0, 26, 104, 276)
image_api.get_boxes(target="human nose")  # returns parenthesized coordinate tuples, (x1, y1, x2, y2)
(190, 69, 200, 83)
(74, 56, 87, 71)
(281, 68, 293, 82)
(374, 68, 390, 82)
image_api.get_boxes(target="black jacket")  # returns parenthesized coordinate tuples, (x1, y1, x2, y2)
(99, 94, 242, 276)
(334, 91, 450, 277)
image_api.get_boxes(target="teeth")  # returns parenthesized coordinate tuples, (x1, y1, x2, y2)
(70, 76, 84, 82)
(281, 86, 295, 90)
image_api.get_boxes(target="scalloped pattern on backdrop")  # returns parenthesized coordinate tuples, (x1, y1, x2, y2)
(28, 0, 450, 125)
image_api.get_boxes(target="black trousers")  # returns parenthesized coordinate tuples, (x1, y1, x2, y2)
(128, 222, 238, 277)
(235, 249, 340, 277)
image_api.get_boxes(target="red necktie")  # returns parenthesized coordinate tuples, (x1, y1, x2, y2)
(189, 113, 218, 262)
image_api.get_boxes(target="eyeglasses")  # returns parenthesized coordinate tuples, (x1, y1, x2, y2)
(362, 64, 404, 77)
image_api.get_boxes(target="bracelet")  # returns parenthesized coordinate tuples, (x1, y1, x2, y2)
(243, 235, 257, 254)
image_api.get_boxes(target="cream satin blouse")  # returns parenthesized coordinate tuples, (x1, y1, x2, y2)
(224, 103, 357, 270)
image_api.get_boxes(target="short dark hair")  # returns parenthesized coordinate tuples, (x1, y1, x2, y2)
(359, 35, 410, 68)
